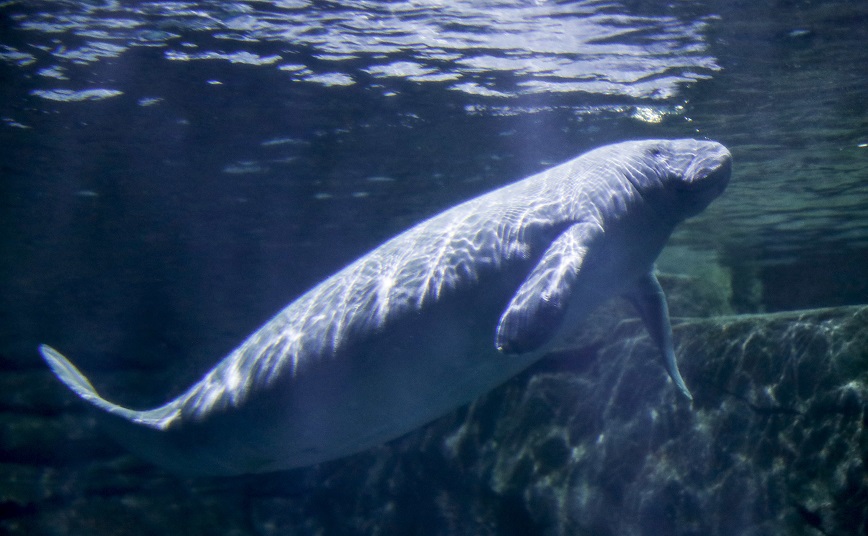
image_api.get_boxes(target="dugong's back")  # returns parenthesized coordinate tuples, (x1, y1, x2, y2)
(40, 139, 732, 475)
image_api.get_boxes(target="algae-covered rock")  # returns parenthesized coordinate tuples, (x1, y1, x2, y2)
(1, 305, 865, 536)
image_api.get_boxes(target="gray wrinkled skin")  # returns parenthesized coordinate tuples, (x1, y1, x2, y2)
(40, 139, 731, 475)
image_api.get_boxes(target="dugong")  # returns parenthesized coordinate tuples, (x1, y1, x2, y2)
(40, 139, 731, 476)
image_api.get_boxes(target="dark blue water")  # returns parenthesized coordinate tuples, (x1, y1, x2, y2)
(0, 1, 866, 530)
(3, 0, 864, 370)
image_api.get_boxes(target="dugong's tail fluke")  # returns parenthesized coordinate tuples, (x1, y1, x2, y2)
(38, 345, 180, 429)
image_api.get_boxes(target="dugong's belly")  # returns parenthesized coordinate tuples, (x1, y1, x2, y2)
(148, 270, 544, 475)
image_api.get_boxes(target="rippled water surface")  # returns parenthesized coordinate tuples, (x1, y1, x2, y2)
(4, 0, 720, 98)
(1, 0, 866, 364)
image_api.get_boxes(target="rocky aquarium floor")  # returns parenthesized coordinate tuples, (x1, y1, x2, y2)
(1, 304, 866, 536)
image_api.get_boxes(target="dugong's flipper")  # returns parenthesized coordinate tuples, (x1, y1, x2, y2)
(39, 344, 179, 428)
(495, 221, 693, 401)
(625, 272, 693, 400)
(495, 222, 602, 354)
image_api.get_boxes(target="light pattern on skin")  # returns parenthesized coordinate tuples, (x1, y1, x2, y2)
(177, 141, 710, 420)
(40, 139, 731, 437)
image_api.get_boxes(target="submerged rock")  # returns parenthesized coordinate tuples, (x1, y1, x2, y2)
(1, 305, 865, 535)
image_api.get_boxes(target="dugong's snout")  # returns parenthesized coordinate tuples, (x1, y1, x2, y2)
(682, 141, 732, 192)
(672, 141, 731, 217)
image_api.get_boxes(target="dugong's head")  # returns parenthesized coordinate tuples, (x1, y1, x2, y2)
(622, 138, 732, 222)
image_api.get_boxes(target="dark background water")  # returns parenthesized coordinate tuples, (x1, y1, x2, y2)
(0, 0, 866, 403)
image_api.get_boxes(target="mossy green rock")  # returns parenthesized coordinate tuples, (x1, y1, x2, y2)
(1, 306, 865, 535)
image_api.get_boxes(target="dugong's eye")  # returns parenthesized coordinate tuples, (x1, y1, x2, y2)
(647, 147, 663, 158)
